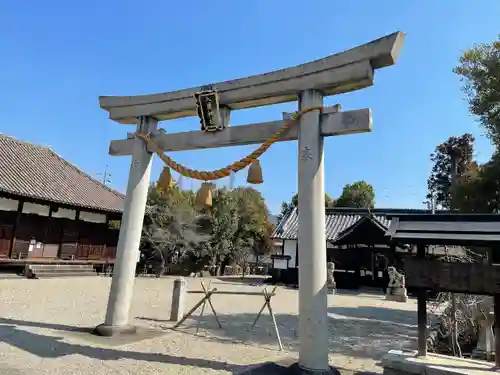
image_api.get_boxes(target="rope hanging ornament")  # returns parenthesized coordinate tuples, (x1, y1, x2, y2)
(196, 182, 213, 208)
(135, 106, 323, 207)
(157, 166, 172, 193)
(247, 159, 263, 184)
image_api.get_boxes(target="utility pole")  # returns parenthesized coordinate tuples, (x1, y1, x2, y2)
(97, 165, 112, 185)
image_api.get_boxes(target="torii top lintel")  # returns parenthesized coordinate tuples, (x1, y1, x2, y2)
(100, 32, 405, 125)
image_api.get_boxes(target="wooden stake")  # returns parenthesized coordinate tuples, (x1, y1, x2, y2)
(248, 286, 283, 351)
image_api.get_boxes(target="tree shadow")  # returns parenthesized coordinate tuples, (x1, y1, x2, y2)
(0, 319, 248, 373)
(0, 318, 382, 374)
(328, 305, 418, 327)
(165, 305, 419, 362)
(0, 317, 93, 333)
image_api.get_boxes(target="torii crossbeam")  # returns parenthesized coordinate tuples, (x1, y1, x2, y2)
(95, 31, 405, 374)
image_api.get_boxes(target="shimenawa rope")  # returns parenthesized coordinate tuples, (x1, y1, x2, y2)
(135, 106, 323, 181)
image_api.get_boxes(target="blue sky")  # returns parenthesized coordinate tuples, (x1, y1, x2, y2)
(1, 1, 499, 214)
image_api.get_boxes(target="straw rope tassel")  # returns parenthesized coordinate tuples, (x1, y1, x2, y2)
(135, 106, 322, 182)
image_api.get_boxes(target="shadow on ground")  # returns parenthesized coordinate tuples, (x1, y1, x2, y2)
(140, 305, 419, 363)
(0, 308, 417, 374)
(0, 317, 250, 373)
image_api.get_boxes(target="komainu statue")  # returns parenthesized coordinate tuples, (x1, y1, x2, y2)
(326, 262, 336, 294)
(385, 266, 408, 302)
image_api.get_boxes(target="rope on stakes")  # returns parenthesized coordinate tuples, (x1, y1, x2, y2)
(173, 282, 283, 351)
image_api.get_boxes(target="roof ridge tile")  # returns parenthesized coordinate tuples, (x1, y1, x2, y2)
(0, 134, 124, 213)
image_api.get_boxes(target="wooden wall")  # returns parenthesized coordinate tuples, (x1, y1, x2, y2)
(0, 196, 120, 262)
(0, 210, 16, 258)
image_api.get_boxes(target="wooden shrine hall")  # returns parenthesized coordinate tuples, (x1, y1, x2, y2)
(0, 134, 124, 271)
(383, 212, 500, 374)
(271, 207, 469, 289)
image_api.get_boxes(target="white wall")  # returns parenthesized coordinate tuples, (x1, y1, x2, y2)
(22, 202, 50, 216)
(51, 208, 77, 220)
(0, 198, 110, 224)
(283, 239, 297, 268)
(0, 197, 19, 212)
(79, 211, 107, 223)
(281, 239, 337, 269)
(273, 258, 288, 269)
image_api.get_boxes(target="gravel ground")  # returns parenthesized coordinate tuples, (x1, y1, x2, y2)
(0, 276, 418, 374)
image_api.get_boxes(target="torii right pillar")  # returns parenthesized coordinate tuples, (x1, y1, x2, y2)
(297, 89, 330, 373)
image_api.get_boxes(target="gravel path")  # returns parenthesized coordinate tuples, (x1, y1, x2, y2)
(0, 276, 418, 374)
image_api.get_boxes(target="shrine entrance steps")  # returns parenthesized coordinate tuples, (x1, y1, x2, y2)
(24, 264, 97, 279)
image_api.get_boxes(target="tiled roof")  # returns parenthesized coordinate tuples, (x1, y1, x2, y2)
(272, 207, 435, 241)
(0, 134, 124, 213)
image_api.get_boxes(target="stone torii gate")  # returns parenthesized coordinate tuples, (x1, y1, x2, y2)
(95, 32, 405, 374)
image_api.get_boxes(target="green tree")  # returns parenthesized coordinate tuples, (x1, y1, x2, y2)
(455, 38, 500, 148)
(230, 187, 274, 265)
(426, 134, 475, 210)
(452, 155, 500, 213)
(252, 220, 275, 262)
(208, 188, 239, 270)
(451, 161, 487, 213)
(144, 176, 275, 276)
(142, 183, 207, 274)
(449, 37, 500, 214)
(335, 181, 375, 208)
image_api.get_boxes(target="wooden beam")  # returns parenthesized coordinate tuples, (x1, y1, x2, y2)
(416, 244, 427, 358)
(99, 32, 405, 124)
(405, 258, 500, 295)
(108, 108, 372, 156)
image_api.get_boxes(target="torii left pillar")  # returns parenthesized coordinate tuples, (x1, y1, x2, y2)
(95, 116, 157, 336)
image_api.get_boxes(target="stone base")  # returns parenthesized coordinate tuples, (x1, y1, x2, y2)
(385, 289, 408, 303)
(46, 324, 168, 347)
(472, 348, 495, 361)
(93, 323, 139, 337)
(385, 294, 408, 303)
(236, 358, 341, 375)
(382, 349, 497, 375)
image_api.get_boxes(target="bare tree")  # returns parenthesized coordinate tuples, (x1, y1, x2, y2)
(426, 245, 487, 356)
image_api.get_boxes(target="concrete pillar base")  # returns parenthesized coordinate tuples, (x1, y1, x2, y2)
(93, 323, 138, 337)
(236, 359, 341, 374)
(291, 363, 340, 375)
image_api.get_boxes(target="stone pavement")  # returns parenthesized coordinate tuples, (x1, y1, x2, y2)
(0, 277, 418, 374)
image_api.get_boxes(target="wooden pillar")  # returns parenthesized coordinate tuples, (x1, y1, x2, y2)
(8, 200, 24, 258)
(295, 241, 299, 268)
(390, 243, 396, 265)
(490, 247, 500, 367)
(494, 294, 500, 367)
(416, 243, 427, 357)
(74, 208, 81, 261)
